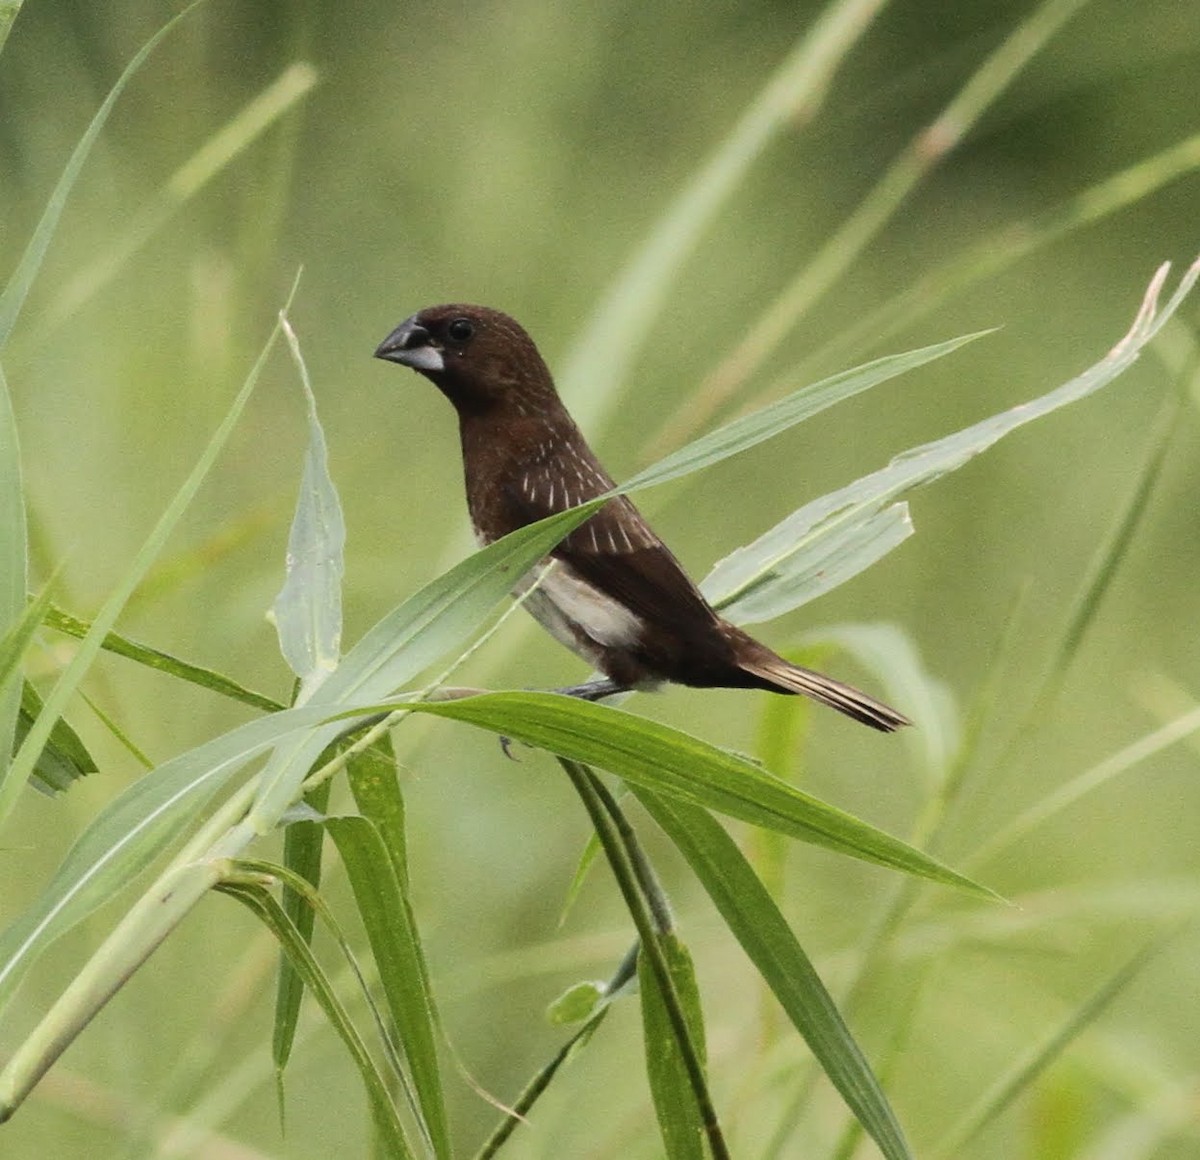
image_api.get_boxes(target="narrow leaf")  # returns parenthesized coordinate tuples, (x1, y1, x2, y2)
(640, 936, 708, 1160)
(0, 1, 204, 348)
(327, 815, 450, 1160)
(44, 603, 285, 712)
(404, 692, 996, 898)
(0, 278, 295, 827)
(17, 682, 98, 796)
(705, 497, 912, 622)
(933, 938, 1169, 1159)
(623, 331, 988, 494)
(273, 314, 345, 694)
(0, 361, 26, 772)
(638, 790, 913, 1160)
(217, 881, 415, 1160)
(273, 779, 330, 1074)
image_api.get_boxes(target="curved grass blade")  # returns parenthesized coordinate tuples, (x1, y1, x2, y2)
(327, 815, 450, 1160)
(217, 879, 415, 1160)
(622, 331, 987, 495)
(17, 681, 97, 795)
(638, 789, 912, 1160)
(29, 63, 317, 344)
(403, 692, 995, 898)
(0, 1, 205, 349)
(0, 2, 25, 59)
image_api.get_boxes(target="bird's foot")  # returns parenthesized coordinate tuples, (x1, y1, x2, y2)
(550, 678, 628, 703)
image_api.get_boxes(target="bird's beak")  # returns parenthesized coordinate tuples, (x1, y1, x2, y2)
(374, 316, 445, 373)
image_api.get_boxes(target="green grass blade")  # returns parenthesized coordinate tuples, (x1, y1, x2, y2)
(217, 880, 416, 1160)
(558, 0, 888, 430)
(0, 284, 294, 827)
(672, 0, 1094, 445)
(347, 731, 410, 891)
(273, 780, 330, 1076)
(932, 939, 1169, 1159)
(273, 314, 345, 695)
(18, 681, 98, 795)
(0, 698, 342, 1013)
(637, 789, 913, 1160)
(639, 935, 708, 1160)
(806, 129, 1200, 376)
(327, 816, 450, 1160)
(0, 1, 204, 349)
(710, 258, 1200, 618)
(623, 331, 987, 494)
(0, 361, 26, 768)
(43, 603, 285, 712)
(29, 63, 317, 344)
(404, 692, 996, 898)
(704, 491, 912, 620)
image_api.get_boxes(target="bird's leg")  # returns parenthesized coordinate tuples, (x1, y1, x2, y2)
(550, 677, 629, 702)
(499, 679, 630, 759)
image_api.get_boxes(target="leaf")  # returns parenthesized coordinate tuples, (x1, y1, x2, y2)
(326, 815, 450, 1160)
(558, 5, 885, 430)
(17, 681, 98, 796)
(43, 603, 285, 712)
(0, 1, 204, 348)
(217, 879, 416, 1160)
(273, 314, 345, 696)
(0, 698, 342, 1012)
(0, 277, 296, 827)
(622, 331, 988, 495)
(272, 779, 330, 1075)
(639, 936, 708, 1160)
(0, 362, 26, 779)
(404, 692, 996, 898)
(638, 790, 913, 1160)
(247, 500, 607, 830)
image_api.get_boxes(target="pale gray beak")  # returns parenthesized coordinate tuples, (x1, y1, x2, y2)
(374, 316, 445, 372)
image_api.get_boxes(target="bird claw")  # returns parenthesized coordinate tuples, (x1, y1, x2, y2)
(499, 734, 520, 761)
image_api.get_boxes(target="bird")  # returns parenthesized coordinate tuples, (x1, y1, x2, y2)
(374, 304, 909, 732)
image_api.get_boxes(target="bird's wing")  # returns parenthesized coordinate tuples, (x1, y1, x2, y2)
(502, 469, 719, 634)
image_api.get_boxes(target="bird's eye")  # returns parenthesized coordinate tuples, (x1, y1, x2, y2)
(447, 317, 475, 343)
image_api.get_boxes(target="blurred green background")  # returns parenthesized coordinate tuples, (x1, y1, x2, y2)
(2, 0, 1200, 1156)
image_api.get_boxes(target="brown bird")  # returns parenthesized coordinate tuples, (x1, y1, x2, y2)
(375, 305, 909, 732)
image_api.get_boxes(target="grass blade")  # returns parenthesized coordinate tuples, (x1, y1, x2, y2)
(43, 603, 285, 712)
(0, 1, 204, 349)
(29, 63, 317, 344)
(217, 880, 416, 1160)
(17, 681, 98, 795)
(0, 361, 26, 769)
(0, 279, 296, 827)
(405, 692, 996, 898)
(0, 2, 25, 59)
(639, 935, 708, 1160)
(272, 780, 330, 1076)
(559, 0, 889, 430)
(932, 939, 1169, 1159)
(327, 815, 450, 1160)
(273, 314, 345, 696)
(623, 331, 987, 494)
(638, 789, 913, 1160)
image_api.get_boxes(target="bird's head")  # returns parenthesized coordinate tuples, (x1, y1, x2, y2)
(374, 304, 558, 416)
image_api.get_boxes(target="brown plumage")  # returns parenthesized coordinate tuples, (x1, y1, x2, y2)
(375, 304, 909, 732)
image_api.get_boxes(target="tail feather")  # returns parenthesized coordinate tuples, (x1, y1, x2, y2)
(739, 647, 910, 733)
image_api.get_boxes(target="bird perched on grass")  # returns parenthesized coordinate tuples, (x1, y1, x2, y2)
(375, 305, 909, 732)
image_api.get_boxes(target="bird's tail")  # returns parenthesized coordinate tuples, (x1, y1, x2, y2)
(737, 642, 910, 733)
